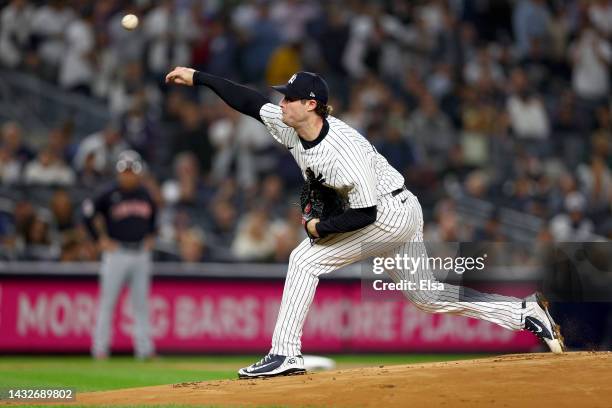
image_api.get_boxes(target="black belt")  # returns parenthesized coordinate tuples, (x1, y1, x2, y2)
(391, 185, 407, 197)
(119, 241, 143, 250)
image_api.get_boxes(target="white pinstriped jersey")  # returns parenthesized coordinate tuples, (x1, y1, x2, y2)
(259, 103, 405, 209)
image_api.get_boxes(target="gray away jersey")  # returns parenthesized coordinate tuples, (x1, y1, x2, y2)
(260, 103, 405, 208)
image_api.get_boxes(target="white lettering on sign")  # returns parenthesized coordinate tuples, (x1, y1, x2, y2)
(48, 294, 71, 337)
(17, 293, 97, 337)
(119, 295, 169, 339)
(400, 304, 514, 342)
(74, 295, 96, 336)
(18, 293, 48, 336)
(174, 296, 260, 339)
(150, 297, 169, 338)
(351, 301, 396, 341)
(304, 300, 344, 339)
(304, 300, 396, 342)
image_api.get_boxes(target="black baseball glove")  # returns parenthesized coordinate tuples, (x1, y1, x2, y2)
(300, 168, 347, 243)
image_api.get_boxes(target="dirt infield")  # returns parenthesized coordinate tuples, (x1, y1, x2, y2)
(71, 352, 612, 407)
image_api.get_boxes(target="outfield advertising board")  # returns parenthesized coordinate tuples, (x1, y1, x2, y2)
(0, 278, 537, 352)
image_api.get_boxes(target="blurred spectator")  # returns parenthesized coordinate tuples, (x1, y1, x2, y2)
(0, 145, 21, 185)
(236, 112, 279, 186)
(474, 211, 506, 241)
(121, 97, 157, 161)
(21, 212, 59, 260)
(577, 155, 612, 212)
(91, 27, 118, 100)
(58, 5, 95, 94)
(172, 101, 214, 174)
(47, 125, 78, 166)
(177, 227, 207, 263)
(506, 68, 550, 140)
(232, 206, 277, 261)
(48, 189, 94, 261)
(59, 228, 97, 262)
(374, 124, 415, 175)
(569, 21, 612, 103)
(73, 122, 128, 176)
(49, 189, 75, 232)
(463, 45, 505, 86)
(550, 192, 595, 241)
(77, 152, 104, 189)
(23, 147, 75, 186)
(316, 3, 350, 78)
(343, 2, 425, 80)
(266, 41, 302, 86)
(1, 121, 35, 163)
(592, 106, 612, 165)
(235, 1, 281, 82)
(202, 16, 239, 79)
(0, 0, 34, 68)
(426, 63, 453, 100)
(143, 0, 200, 82)
(269, 0, 318, 43)
(0, 199, 16, 259)
(424, 199, 470, 242)
(588, 0, 612, 38)
(29, 0, 75, 81)
(464, 170, 490, 199)
(440, 144, 477, 189)
(548, 4, 571, 63)
(107, 3, 145, 66)
(406, 93, 454, 168)
(261, 174, 286, 216)
(512, 0, 552, 58)
(162, 151, 211, 207)
(206, 198, 237, 261)
(107, 62, 153, 116)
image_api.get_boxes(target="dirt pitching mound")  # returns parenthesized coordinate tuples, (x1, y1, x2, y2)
(75, 352, 611, 407)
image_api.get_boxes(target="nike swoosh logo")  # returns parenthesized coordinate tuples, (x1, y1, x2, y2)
(288, 146, 294, 150)
(532, 321, 543, 333)
(401, 198, 407, 203)
(251, 361, 278, 372)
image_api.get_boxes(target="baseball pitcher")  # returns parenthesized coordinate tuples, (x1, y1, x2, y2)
(165, 67, 565, 378)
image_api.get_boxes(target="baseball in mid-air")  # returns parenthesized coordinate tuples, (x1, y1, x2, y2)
(121, 14, 139, 30)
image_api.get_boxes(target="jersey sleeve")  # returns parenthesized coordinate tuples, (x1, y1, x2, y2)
(339, 148, 378, 209)
(259, 103, 299, 148)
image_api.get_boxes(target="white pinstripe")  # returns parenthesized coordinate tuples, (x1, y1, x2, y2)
(270, 192, 529, 356)
(259, 104, 530, 357)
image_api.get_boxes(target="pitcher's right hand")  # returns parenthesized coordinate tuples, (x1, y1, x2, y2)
(165, 67, 196, 86)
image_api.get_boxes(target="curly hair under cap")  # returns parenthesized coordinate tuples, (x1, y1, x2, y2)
(314, 102, 333, 119)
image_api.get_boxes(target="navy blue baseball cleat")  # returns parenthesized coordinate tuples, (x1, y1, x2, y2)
(238, 354, 306, 378)
(524, 292, 566, 354)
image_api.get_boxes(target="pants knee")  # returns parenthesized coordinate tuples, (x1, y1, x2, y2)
(404, 288, 440, 312)
(288, 248, 320, 279)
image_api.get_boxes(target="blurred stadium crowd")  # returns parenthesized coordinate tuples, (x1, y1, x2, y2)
(0, 0, 611, 263)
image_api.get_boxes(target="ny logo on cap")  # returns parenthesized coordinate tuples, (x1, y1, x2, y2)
(288, 74, 297, 84)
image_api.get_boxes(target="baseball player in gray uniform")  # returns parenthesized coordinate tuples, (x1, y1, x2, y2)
(165, 67, 565, 378)
(83, 150, 157, 360)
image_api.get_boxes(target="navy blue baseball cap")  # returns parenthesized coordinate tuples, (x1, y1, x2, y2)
(272, 72, 329, 104)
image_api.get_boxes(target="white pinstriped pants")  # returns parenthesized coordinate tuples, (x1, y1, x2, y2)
(270, 190, 531, 356)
